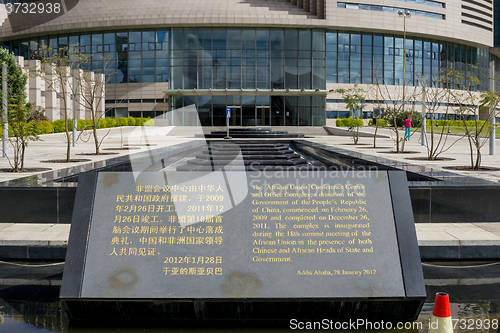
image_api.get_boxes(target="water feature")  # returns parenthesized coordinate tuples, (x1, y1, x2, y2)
(1, 260, 499, 332)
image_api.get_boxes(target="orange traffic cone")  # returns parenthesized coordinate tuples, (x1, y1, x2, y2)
(429, 292, 453, 333)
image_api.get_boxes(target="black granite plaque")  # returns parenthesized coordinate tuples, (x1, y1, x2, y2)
(61, 170, 425, 324)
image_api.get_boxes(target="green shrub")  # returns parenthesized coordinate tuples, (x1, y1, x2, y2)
(27, 106, 49, 122)
(37, 116, 154, 136)
(52, 119, 73, 133)
(135, 117, 152, 126)
(465, 120, 487, 127)
(143, 118, 155, 126)
(105, 118, 117, 128)
(34, 121, 53, 134)
(369, 119, 387, 127)
(96, 118, 106, 129)
(336, 117, 363, 127)
(426, 119, 448, 126)
(134, 117, 145, 126)
(383, 110, 422, 127)
(425, 119, 488, 127)
(52, 119, 63, 133)
(116, 117, 129, 126)
(0, 128, 14, 138)
(77, 119, 90, 130)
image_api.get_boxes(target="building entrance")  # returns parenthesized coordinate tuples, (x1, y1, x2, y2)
(256, 106, 271, 126)
(170, 95, 325, 126)
(228, 106, 242, 126)
(227, 105, 271, 126)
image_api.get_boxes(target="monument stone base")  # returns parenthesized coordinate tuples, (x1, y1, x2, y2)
(61, 170, 425, 324)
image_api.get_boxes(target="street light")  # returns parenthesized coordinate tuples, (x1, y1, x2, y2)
(398, 11, 411, 84)
(399, 10, 411, 141)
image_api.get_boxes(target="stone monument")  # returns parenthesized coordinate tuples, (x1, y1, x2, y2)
(61, 169, 425, 324)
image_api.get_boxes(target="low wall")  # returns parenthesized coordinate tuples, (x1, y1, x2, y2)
(323, 125, 390, 138)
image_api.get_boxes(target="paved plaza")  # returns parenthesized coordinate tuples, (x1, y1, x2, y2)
(317, 126, 500, 183)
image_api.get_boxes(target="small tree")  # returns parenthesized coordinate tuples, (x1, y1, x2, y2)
(8, 98, 40, 171)
(73, 55, 116, 155)
(373, 79, 419, 153)
(370, 61, 385, 148)
(0, 47, 40, 171)
(0, 48, 27, 110)
(335, 85, 366, 144)
(32, 46, 83, 162)
(446, 70, 498, 170)
(419, 73, 463, 160)
(370, 86, 384, 148)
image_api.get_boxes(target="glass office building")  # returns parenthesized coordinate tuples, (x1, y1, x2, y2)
(1, 0, 497, 125)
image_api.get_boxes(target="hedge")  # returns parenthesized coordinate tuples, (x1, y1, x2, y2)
(383, 110, 422, 128)
(33, 117, 154, 134)
(35, 121, 54, 134)
(336, 117, 364, 127)
(425, 119, 488, 127)
(1, 117, 155, 137)
(368, 119, 387, 127)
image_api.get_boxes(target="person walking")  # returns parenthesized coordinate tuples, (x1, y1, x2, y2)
(404, 115, 412, 141)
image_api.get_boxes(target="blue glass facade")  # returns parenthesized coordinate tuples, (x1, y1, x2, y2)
(495, 0, 500, 47)
(4, 30, 169, 84)
(326, 31, 497, 90)
(170, 28, 326, 90)
(169, 28, 326, 126)
(3, 28, 500, 125)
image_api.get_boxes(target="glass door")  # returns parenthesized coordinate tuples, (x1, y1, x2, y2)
(271, 96, 284, 126)
(256, 106, 271, 126)
(228, 106, 242, 126)
(242, 95, 256, 126)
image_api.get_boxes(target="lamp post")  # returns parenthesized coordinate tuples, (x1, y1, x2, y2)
(489, 60, 495, 155)
(398, 10, 411, 123)
(2, 64, 7, 157)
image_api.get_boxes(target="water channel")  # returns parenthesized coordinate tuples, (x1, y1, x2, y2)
(0, 260, 499, 333)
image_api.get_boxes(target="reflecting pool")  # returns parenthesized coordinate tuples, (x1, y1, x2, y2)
(1, 261, 499, 332)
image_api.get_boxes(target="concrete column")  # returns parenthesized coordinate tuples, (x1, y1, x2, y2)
(84, 71, 95, 120)
(61, 66, 71, 122)
(97, 73, 106, 118)
(43, 63, 58, 121)
(27, 60, 43, 107)
(15, 57, 30, 106)
(71, 68, 86, 120)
